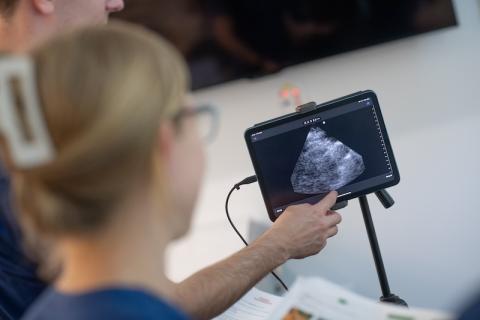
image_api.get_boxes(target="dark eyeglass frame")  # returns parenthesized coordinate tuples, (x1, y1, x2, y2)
(172, 104, 219, 143)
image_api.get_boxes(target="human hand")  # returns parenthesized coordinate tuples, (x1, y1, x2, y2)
(260, 191, 342, 261)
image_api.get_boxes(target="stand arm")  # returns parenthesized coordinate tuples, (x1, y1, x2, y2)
(359, 195, 408, 307)
(359, 195, 391, 297)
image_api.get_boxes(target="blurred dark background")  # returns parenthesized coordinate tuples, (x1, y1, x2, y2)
(113, 0, 457, 90)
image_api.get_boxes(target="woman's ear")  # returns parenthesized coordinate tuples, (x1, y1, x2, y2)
(156, 121, 176, 163)
(31, 0, 55, 15)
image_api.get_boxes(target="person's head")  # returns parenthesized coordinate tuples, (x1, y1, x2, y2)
(0, 22, 205, 247)
(0, 0, 125, 51)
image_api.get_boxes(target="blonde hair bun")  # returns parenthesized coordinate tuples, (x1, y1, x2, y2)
(11, 21, 188, 236)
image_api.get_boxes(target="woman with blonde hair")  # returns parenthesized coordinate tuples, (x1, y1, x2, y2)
(0, 22, 341, 319)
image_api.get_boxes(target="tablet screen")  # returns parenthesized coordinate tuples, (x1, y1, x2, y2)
(245, 91, 399, 220)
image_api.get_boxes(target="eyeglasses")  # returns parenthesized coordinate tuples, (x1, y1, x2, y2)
(172, 105, 219, 144)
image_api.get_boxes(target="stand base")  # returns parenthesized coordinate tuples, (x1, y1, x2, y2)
(380, 294, 408, 307)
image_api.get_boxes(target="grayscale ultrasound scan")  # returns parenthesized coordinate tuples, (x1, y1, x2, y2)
(291, 127, 365, 194)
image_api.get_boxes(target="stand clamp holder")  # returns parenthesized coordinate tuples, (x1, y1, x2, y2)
(296, 101, 408, 307)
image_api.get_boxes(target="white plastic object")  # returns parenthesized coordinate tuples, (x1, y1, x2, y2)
(0, 56, 55, 168)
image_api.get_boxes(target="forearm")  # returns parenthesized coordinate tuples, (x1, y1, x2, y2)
(172, 192, 342, 319)
(172, 233, 288, 320)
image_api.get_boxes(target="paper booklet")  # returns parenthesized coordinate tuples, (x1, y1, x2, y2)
(214, 277, 454, 320)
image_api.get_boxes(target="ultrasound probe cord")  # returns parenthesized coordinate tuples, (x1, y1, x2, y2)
(225, 175, 289, 291)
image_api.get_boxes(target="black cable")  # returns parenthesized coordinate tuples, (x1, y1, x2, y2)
(225, 175, 289, 292)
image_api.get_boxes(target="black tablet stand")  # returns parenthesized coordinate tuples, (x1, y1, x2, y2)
(358, 192, 407, 306)
(297, 102, 408, 307)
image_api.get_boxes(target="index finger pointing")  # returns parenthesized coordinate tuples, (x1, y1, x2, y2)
(313, 191, 338, 212)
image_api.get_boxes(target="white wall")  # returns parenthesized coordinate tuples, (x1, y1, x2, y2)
(166, 0, 480, 313)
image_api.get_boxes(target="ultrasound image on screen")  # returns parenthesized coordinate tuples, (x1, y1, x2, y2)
(251, 105, 393, 212)
(291, 127, 365, 194)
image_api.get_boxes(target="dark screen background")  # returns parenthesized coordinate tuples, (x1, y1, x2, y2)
(114, 0, 457, 90)
(252, 107, 390, 208)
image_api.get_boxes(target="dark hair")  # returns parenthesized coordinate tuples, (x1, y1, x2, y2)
(0, 0, 19, 16)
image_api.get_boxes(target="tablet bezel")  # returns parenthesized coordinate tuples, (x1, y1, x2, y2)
(244, 90, 400, 221)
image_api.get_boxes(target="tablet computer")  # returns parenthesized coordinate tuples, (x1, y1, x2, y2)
(244, 90, 400, 221)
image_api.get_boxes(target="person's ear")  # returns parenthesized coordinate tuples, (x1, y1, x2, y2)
(156, 121, 176, 164)
(106, 0, 125, 13)
(31, 0, 55, 15)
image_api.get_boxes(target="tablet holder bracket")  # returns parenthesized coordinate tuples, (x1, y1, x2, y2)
(295, 101, 408, 307)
